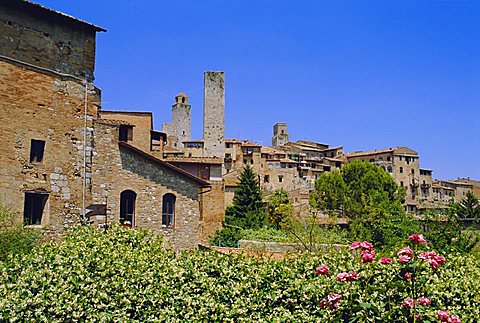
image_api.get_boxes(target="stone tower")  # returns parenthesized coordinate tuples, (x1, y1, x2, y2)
(203, 71, 225, 158)
(272, 122, 289, 146)
(162, 93, 191, 150)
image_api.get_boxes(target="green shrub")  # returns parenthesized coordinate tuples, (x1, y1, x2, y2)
(210, 225, 243, 247)
(1, 226, 478, 322)
(0, 204, 42, 261)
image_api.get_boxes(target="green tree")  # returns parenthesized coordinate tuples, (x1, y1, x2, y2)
(225, 165, 265, 229)
(309, 170, 346, 216)
(457, 191, 480, 219)
(266, 189, 293, 229)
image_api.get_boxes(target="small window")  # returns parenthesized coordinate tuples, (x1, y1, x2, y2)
(400, 181, 404, 187)
(369, 158, 374, 163)
(387, 166, 392, 173)
(399, 167, 403, 173)
(264, 175, 270, 183)
(162, 193, 176, 228)
(24, 192, 48, 225)
(411, 169, 414, 175)
(387, 156, 391, 161)
(251, 159, 254, 165)
(243, 159, 247, 164)
(119, 125, 133, 142)
(30, 139, 46, 163)
(278, 175, 283, 183)
(120, 190, 136, 226)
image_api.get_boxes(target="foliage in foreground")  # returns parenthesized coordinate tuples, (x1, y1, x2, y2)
(0, 204, 42, 261)
(1, 226, 479, 322)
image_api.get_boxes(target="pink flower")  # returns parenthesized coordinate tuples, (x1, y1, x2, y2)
(360, 241, 374, 251)
(448, 315, 461, 323)
(316, 265, 330, 276)
(380, 257, 392, 264)
(347, 272, 359, 281)
(408, 233, 427, 245)
(336, 272, 349, 282)
(415, 314, 422, 321)
(398, 255, 412, 264)
(437, 310, 450, 320)
(417, 296, 431, 306)
(404, 272, 412, 280)
(428, 259, 439, 270)
(319, 299, 327, 309)
(401, 298, 415, 308)
(361, 250, 375, 263)
(336, 272, 359, 282)
(397, 247, 414, 257)
(419, 251, 437, 260)
(320, 294, 341, 311)
(349, 241, 361, 250)
(434, 255, 446, 264)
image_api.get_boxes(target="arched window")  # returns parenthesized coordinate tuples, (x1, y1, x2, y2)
(120, 190, 136, 226)
(162, 193, 176, 228)
(387, 166, 393, 173)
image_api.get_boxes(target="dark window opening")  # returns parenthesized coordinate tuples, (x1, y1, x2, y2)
(411, 169, 415, 175)
(399, 167, 403, 173)
(264, 175, 270, 183)
(162, 193, 176, 228)
(278, 175, 283, 183)
(120, 190, 136, 226)
(24, 192, 48, 225)
(119, 125, 133, 142)
(30, 139, 46, 163)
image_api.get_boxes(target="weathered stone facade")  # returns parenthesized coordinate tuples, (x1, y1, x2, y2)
(162, 93, 191, 150)
(203, 71, 225, 159)
(91, 122, 209, 249)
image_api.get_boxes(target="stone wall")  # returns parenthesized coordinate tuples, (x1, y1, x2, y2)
(0, 4, 99, 81)
(92, 122, 204, 249)
(200, 180, 225, 242)
(0, 60, 99, 229)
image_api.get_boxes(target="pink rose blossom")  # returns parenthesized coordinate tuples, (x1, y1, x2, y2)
(361, 250, 375, 263)
(319, 299, 327, 309)
(401, 298, 415, 308)
(349, 241, 361, 250)
(404, 272, 412, 280)
(437, 310, 450, 320)
(428, 259, 439, 270)
(419, 251, 437, 260)
(336, 272, 358, 282)
(434, 255, 446, 264)
(360, 241, 374, 251)
(398, 255, 412, 264)
(397, 247, 414, 257)
(417, 296, 431, 306)
(316, 265, 330, 276)
(320, 294, 341, 310)
(448, 315, 461, 323)
(408, 233, 427, 245)
(380, 257, 392, 264)
(415, 314, 422, 321)
(347, 272, 359, 281)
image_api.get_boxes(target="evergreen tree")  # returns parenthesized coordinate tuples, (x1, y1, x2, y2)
(457, 191, 480, 219)
(225, 165, 265, 229)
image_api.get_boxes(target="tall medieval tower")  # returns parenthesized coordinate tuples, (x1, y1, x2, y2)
(203, 71, 225, 158)
(162, 93, 191, 150)
(272, 122, 289, 146)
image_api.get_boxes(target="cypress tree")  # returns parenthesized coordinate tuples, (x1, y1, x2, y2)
(225, 165, 265, 229)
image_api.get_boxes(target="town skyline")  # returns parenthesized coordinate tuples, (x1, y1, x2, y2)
(35, 0, 480, 180)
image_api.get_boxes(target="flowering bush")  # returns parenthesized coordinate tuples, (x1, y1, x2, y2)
(314, 235, 479, 322)
(0, 227, 478, 321)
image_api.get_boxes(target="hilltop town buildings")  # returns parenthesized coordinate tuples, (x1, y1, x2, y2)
(1, 1, 477, 249)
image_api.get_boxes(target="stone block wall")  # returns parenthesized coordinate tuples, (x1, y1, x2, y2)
(0, 60, 99, 229)
(0, 4, 99, 81)
(92, 122, 203, 250)
(200, 180, 225, 242)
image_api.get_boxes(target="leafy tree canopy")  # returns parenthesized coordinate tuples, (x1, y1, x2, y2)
(266, 189, 293, 229)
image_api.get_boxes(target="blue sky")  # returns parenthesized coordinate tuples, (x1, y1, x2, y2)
(37, 0, 479, 180)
